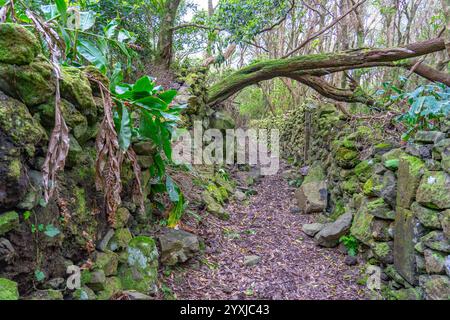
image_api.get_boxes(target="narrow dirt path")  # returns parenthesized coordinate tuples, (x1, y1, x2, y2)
(164, 164, 367, 300)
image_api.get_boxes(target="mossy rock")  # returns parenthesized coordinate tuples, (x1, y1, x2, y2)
(420, 231, 450, 253)
(335, 147, 359, 169)
(342, 176, 359, 195)
(371, 241, 393, 264)
(60, 66, 97, 122)
(416, 171, 450, 210)
(0, 23, 40, 65)
(397, 155, 426, 209)
(350, 199, 373, 245)
(367, 198, 395, 220)
(202, 191, 230, 220)
(108, 228, 133, 252)
(303, 164, 326, 184)
(385, 287, 423, 300)
(72, 286, 97, 300)
(419, 275, 450, 300)
(381, 148, 407, 166)
(410, 202, 441, 229)
(440, 209, 450, 238)
(29, 289, 63, 300)
(0, 91, 47, 156)
(94, 250, 119, 276)
(97, 277, 122, 300)
(34, 98, 88, 140)
(0, 56, 56, 106)
(0, 211, 19, 236)
(0, 278, 19, 300)
(118, 236, 159, 295)
(354, 160, 375, 182)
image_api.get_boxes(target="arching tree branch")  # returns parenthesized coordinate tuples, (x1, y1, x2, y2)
(207, 38, 447, 106)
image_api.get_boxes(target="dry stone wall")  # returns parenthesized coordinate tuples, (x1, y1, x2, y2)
(255, 102, 450, 300)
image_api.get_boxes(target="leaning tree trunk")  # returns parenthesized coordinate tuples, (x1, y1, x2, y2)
(207, 38, 448, 107)
(156, 0, 182, 68)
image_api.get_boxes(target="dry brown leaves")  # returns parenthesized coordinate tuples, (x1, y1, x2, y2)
(92, 79, 122, 225)
(125, 148, 145, 215)
(26, 10, 70, 203)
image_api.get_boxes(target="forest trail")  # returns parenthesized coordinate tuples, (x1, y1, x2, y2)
(164, 163, 368, 300)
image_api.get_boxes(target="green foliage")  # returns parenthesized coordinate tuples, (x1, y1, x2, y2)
(339, 234, 359, 256)
(110, 75, 188, 227)
(380, 82, 450, 140)
(8, 0, 137, 76)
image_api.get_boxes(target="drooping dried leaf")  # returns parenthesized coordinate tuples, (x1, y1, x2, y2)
(26, 10, 69, 203)
(90, 76, 123, 225)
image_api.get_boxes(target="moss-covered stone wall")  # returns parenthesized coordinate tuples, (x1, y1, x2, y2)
(0, 23, 159, 300)
(254, 102, 450, 300)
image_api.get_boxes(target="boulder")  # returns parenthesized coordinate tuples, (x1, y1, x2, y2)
(159, 229, 200, 266)
(314, 212, 353, 247)
(0, 278, 19, 300)
(363, 171, 397, 207)
(416, 171, 450, 210)
(118, 236, 159, 295)
(302, 223, 325, 237)
(123, 290, 153, 300)
(85, 270, 106, 292)
(295, 181, 328, 214)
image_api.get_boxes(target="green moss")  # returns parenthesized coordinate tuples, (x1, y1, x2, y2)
(350, 201, 374, 245)
(8, 159, 21, 179)
(363, 177, 374, 196)
(416, 171, 450, 210)
(354, 160, 374, 182)
(372, 242, 391, 258)
(303, 164, 326, 183)
(0, 278, 19, 300)
(119, 236, 159, 295)
(342, 176, 359, 194)
(0, 91, 47, 156)
(60, 66, 97, 121)
(0, 23, 40, 65)
(0, 211, 19, 236)
(0, 56, 56, 106)
(97, 277, 122, 300)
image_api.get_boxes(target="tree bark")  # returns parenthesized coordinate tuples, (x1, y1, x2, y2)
(156, 0, 182, 68)
(207, 38, 447, 106)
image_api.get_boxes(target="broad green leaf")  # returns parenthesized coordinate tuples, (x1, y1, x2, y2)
(55, 0, 67, 23)
(166, 175, 180, 202)
(77, 39, 107, 73)
(135, 96, 168, 111)
(78, 11, 96, 31)
(158, 90, 177, 104)
(44, 224, 61, 238)
(41, 4, 58, 20)
(118, 106, 132, 151)
(133, 76, 155, 92)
